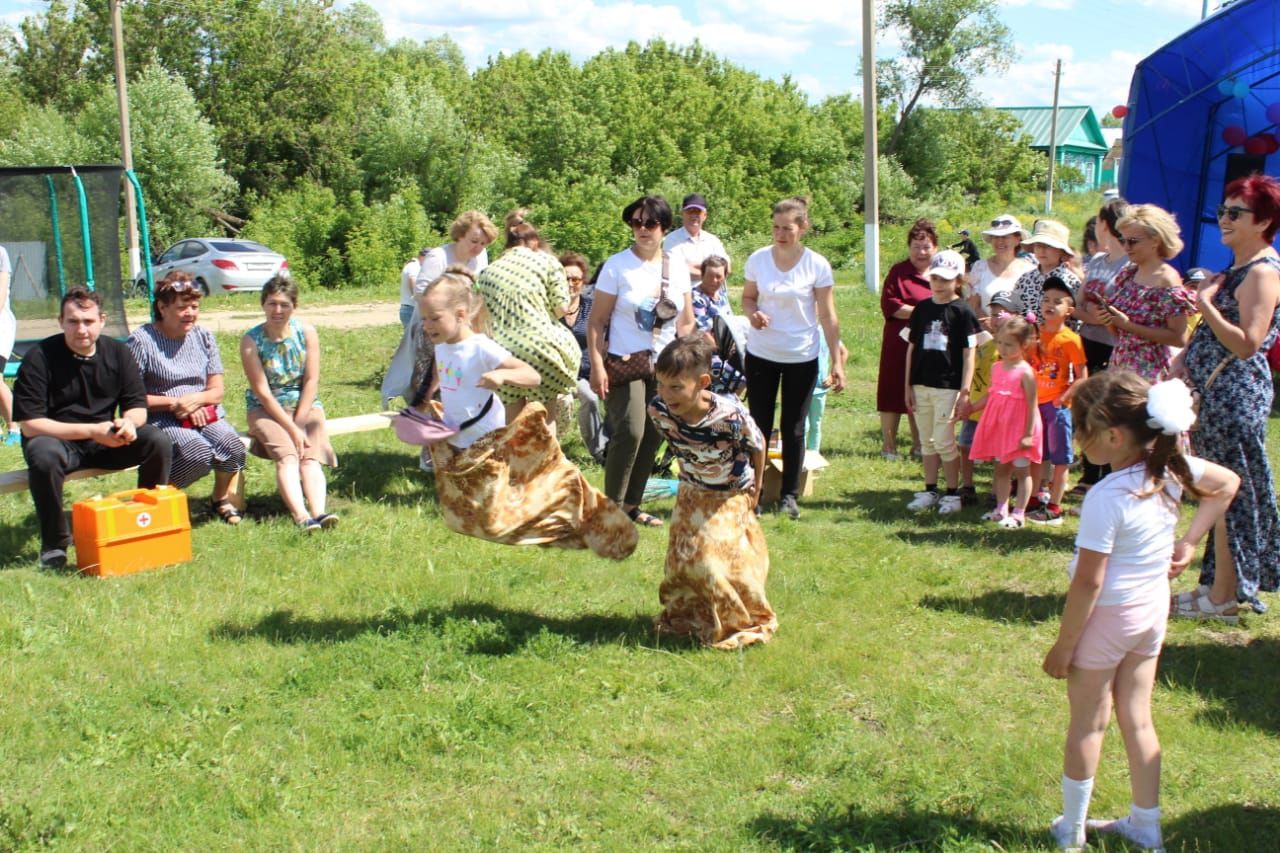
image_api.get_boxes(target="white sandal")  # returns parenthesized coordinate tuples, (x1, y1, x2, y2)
(1171, 588, 1239, 624)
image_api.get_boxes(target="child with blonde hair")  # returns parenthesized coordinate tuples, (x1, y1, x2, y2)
(1043, 371, 1238, 851)
(966, 315, 1042, 527)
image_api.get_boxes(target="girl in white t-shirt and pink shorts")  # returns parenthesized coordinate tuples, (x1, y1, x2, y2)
(1041, 370, 1238, 851)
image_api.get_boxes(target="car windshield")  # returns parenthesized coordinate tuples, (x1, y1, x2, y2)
(210, 241, 273, 253)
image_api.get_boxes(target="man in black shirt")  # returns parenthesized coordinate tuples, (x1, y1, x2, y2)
(13, 287, 172, 568)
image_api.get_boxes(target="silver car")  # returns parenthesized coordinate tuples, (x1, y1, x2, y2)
(135, 238, 288, 296)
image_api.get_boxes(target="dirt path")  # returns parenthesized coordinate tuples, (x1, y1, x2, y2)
(126, 302, 401, 333)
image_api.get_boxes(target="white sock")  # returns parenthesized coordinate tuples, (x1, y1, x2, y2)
(1061, 775, 1094, 832)
(1129, 803, 1162, 842)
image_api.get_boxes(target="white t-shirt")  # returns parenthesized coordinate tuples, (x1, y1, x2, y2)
(664, 227, 728, 275)
(1069, 456, 1208, 606)
(743, 246, 834, 363)
(0, 245, 14, 359)
(415, 244, 489, 294)
(968, 256, 1034, 311)
(399, 258, 421, 308)
(434, 334, 510, 449)
(595, 248, 692, 356)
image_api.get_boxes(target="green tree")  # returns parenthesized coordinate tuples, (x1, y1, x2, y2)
(876, 0, 1014, 154)
(893, 107, 1045, 204)
(78, 65, 236, 248)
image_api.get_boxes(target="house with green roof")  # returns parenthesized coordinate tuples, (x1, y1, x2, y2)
(997, 106, 1111, 191)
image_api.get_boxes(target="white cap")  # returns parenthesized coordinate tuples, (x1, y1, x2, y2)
(928, 249, 965, 280)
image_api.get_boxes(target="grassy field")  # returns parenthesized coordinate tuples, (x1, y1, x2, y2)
(2, 286, 1279, 851)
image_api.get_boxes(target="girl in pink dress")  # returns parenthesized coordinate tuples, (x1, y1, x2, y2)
(968, 317, 1043, 528)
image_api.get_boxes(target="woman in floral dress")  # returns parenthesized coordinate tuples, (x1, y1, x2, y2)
(1100, 205, 1196, 381)
(1172, 175, 1280, 621)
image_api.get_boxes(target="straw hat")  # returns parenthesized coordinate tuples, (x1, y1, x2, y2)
(1022, 219, 1076, 257)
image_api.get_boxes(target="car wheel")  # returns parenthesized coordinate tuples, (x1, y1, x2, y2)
(195, 278, 210, 296)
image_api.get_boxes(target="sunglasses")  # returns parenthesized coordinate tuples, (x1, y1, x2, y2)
(990, 218, 1015, 228)
(1118, 236, 1148, 248)
(629, 218, 661, 231)
(564, 274, 584, 283)
(157, 279, 202, 295)
(1216, 204, 1253, 222)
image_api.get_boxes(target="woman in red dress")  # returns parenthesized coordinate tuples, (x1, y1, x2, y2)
(877, 219, 937, 459)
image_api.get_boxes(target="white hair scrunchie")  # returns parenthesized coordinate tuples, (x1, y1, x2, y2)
(1146, 379, 1196, 435)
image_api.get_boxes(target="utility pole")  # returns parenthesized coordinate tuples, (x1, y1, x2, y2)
(111, 0, 140, 280)
(1045, 59, 1062, 214)
(862, 0, 880, 294)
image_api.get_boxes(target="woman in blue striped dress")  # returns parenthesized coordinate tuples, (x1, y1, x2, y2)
(128, 271, 246, 524)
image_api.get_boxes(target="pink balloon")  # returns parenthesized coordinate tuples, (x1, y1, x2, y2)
(1245, 136, 1268, 156)
(1112, 105, 1129, 119)
(1223, 126, 1248, 146)
(1268, 103, 1280, 125)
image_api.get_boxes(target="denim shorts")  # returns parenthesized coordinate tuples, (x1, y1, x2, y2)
(1039, 402, 1074, 465)
(957, 419, 978, 447)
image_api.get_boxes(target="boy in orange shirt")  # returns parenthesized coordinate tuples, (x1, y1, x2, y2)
(1028, 276, 1087, 525)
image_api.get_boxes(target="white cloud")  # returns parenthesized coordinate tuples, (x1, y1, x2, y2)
(976, 42, 1142, 115)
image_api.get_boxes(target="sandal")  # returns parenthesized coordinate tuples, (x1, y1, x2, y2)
(626, 507, 664, 528)
(210, 499, 243, 525)
(1171, 588, 1239, 624)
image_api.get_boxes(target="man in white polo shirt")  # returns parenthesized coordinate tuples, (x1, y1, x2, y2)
(664, 193, 729, 286)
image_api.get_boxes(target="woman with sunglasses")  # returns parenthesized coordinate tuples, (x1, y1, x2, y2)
(966, 214, 1034, 316)
(1099, 204, 1196, 382)
(127, 271, 247, 524)
(558, 251, 608, 464)
(1171, 174, 1280, 622)
(588, 196, 695, 527)
(742, 196, 844, 520)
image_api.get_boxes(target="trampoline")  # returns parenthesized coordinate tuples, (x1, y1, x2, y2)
(1121, 0, 1280, 272)
(0, 165, 153, 379)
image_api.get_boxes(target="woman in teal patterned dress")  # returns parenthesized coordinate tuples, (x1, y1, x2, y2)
(240, 275, 338, 532)
(1172, 174, 1280, 621)
(473, 220, 579, 434)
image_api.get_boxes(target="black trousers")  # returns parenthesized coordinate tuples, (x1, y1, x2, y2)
(23, 426, 173, 552)
(1079, 337, 1113, 486)
(745, 352, 818, 500)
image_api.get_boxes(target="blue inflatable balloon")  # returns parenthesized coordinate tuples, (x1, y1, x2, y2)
(1218, 79, 1235, 96)
(1233, 79, 1251, 99)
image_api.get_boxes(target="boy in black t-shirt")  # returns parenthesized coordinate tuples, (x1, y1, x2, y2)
(12, 287, 172, 568)
(903, 250, 980, 515)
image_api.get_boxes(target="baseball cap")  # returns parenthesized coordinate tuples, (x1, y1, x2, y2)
(681, 193, 708, 211)
(928, 249, 965, 280)
(988, 290, 1017, 310)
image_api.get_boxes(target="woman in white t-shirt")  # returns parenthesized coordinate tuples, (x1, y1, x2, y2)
(0, 245, 17, 442)
(588, 196, 696, 527)
(741, 197, 845, 519)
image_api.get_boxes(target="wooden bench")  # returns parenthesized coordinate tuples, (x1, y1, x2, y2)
(0, 412, 399, 505)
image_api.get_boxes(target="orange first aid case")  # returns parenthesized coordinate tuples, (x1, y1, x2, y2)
(72, 486, 192, 577)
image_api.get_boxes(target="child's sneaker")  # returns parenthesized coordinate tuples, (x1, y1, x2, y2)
(1086, 816, 1163, 852)
(982, 508, 1006, 522)
(937, 494, 963, 515)
(1028, 503, 1064, 526)
(907, 490, 940, 511)
(1049, 815, 1087, 851)
(997, 513, 1025, 529)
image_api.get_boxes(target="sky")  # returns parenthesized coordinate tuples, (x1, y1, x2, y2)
(0, 0, 1220, 115)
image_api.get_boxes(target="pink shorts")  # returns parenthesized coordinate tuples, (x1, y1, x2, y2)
(1072, 593, 1168, 670)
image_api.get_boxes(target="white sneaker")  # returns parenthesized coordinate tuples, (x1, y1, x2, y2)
(982, 509, 1006, 522)
(1086, 816, 1163, 852)
(907, 490, 940, 511)
(937, 494, 963, 515)
(1049, 815, 1087, 851)
(997, 513, 1025, 529)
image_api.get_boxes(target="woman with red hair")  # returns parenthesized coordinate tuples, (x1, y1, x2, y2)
(1173, 173, 1280, 621)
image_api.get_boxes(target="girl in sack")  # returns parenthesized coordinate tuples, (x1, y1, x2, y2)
(411, 269, 638, 560)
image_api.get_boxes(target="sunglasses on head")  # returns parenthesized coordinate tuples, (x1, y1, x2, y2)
(990, 218, 1015, 228)
(1217, 204, 1253, 222)
(158, 279, 201, 295)
(629, 217, 661, 230)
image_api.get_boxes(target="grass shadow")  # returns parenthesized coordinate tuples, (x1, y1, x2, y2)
(919, 589, 1064, 625)
(1162, 801, 1280, 852)
(1159, 635, 1280, 735)
(325, 448, 437, 508)
(211, 600, 700, 655)
(748, 803, 1027, 851)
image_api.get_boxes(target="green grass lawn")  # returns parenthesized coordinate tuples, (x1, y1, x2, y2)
(2, 287, 1279, 851)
